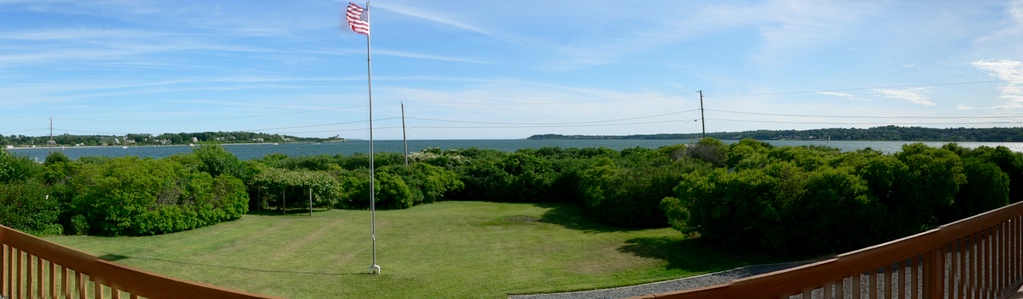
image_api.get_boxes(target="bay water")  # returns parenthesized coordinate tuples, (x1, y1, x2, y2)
(8, 139, 1023, 162)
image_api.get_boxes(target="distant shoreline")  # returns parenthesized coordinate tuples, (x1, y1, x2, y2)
(527, 126, 1023, 143)
(5, 142, 310, 150)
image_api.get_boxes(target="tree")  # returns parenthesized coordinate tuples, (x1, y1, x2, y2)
(193, 144, 243, 178)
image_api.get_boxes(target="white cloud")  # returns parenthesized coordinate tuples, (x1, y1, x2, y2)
(873, 88, 936, 106)
(373, 2, 491, 36)
(973, 59, 1023, 108)
(817, 91, 867, 102)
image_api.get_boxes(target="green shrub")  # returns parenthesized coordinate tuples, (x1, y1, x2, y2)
(72, 157, 248, 236)
(0, 150, 40, 184)
(335, 167, 373, 209)
(686, 138, 728, 167)
(941, 157, 1009, 223)
(193, 144, 244, 178)
(374, 171, 414, 209)
(770, 166, 883, 252)
(70, 214, 89, 235)
(0, 180, 62, 235)
(383, 163, 463, 205)
(583, 154, 697, 228)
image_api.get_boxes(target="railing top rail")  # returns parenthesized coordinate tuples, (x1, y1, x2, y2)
(634, 200, 1023, 299)
(0, 225, 284, 299)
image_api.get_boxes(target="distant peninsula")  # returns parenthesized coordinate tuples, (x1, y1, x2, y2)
(528, 126, 1023, 142)
(2, 131, 345, 147)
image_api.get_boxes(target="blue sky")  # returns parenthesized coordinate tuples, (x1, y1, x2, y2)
(1, 1, 1022, 140)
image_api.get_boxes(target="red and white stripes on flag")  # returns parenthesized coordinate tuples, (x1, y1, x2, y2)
(346, 2, 370, 36)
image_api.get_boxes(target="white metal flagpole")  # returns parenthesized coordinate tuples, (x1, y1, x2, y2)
(363, 1, 380, 275)
(345, 0, 378, 275)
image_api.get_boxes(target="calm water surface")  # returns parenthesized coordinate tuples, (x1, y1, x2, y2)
(8, 139, 1023, 161)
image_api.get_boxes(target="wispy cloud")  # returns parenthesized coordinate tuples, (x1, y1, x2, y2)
(373, 49, 491, 64)
(976, 1, 1023, 43)
(0, 28, 170, 41)
(373, 2, 492, 37)
(536, 0, 877, 71)
(749, 1, 876, 66)
(0, 28, 278, 68)
(817, 91, 867, 102)
(873, 88, 936, 106)
(973, 59, 1023, 108)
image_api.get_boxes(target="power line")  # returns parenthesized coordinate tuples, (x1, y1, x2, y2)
(406, 110, 699, 126)
(706, 109, 1023, 119)
(410, 120, 688, 130)
(243, 117, 402, 132)
(401, 92, 702, 106)
(708, 118, 1023, 126)
(704, 80, 1004, 98)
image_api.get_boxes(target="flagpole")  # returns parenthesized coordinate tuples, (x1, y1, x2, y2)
(364, 1, 380, 276)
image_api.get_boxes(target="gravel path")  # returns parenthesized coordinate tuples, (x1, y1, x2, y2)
(508, 260, 816, 299)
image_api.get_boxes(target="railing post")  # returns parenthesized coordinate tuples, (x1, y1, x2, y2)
(1, 245, 5, 298)
(925, 246, 945, 299)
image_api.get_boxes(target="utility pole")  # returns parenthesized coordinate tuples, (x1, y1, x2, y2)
(699, 90, 706, 139)
(49, 116, 53, 153)
(401, 102, 408, 166)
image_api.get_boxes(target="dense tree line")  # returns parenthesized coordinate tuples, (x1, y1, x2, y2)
(529, 125, 1023, 142)
(661, 140, 1022, 253)
(2, 140, 1021, 254)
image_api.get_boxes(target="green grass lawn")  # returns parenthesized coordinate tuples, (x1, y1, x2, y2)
(46, 201, 803, 298)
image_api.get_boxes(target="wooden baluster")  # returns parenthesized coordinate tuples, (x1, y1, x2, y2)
(991, 226, 997, 297)
(1001, 224, 1007, 294)
(26, 255, 32, 299)
(1012, 218, 1017, 284)
(926, 247, 946, 299)
(978, 232, 984, 299)
(871, 269, 879, 299)
(1016, 217, 1021, 286)
(987, 228, 993, 298)
(93, 281, 100, 299)
(61, 267, 68, 299)
(48, 261, 54, 299)
(885, 264, 893, 299)
(853, 272, 862, 299)
(899, 260, 907, 299)
(997, 225, 1003, 295)
(1013, 218, 1018, 286)
(974, 234, 980, 299)
(36, 256, 42, 299)
(837, 276, 845, 299)
(1, 244, 6, 299)
(75, 272, 84, 299)
(1006, 222, 1012, 292)
(981, 231, 988, 299)
(17, 249, 22, 299)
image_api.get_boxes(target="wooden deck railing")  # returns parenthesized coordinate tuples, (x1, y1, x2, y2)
(633, 200, 1023, 299)
(0, 225, 282, 299)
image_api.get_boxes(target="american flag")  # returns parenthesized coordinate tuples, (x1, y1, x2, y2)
(346, 2, 370, 36)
